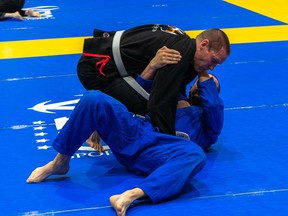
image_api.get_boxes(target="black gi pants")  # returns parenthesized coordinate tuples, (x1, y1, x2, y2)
(77, 58, 148, 115)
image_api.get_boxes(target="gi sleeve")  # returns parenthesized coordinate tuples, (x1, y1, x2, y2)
(147, 58, 191, 135)
(136, 75, 153, 93)
(197, 78, 224, 149)
(178, 93, 188, 101)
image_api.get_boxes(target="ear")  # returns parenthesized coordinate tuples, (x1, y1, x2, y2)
(200, 39, 209, 47)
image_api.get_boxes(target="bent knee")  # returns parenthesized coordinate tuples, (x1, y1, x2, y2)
(185, 145, 207, 167)
(84, 90, 103, 98)
(81, 90, 107, 104)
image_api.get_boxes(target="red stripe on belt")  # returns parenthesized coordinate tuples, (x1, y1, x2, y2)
(82, 52, 111, 76)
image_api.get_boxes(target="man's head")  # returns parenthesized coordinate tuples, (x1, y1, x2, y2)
(193, 28, 230, 73)
(188, 74, 220, 105)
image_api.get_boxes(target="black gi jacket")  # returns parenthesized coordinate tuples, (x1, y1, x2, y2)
(78, 24, 197, 135)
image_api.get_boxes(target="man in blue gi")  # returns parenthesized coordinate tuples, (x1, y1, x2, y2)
(135, 47, 223, 151)
(26, 70, 223, 216)
(87, 46, 223, 152)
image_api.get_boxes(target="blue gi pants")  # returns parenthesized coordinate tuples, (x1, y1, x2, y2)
(53, 90, 206, 203)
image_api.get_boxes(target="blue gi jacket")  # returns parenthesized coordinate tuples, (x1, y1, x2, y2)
(136, 75, 224, 150)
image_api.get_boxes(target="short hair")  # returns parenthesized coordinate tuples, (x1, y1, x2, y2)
(197, 28, 230, 56)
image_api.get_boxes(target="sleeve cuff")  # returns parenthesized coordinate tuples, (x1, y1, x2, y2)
(136, 75, 153, 93)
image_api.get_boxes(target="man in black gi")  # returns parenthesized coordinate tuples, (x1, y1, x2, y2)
(77, 24, 230, 135)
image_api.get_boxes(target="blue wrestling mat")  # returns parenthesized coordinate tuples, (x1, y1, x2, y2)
(1, 0, 288, 215)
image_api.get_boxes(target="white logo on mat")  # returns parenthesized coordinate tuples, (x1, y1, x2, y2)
(29, 97, 112, 159)
(23, 6, 59, 20)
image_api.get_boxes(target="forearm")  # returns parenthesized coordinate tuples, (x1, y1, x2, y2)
(140, 46, 182, 80)
(148, 64, 188, 134)
(140, 64, 158, 80)
(198, 78, 224, 145)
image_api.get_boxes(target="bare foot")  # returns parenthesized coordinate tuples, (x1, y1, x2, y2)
(86, 131, 104, 153)
(110, 194, 131, 216)
(26, 153, 70, 183)
(26, 9, 41, 17)
(110, 188, 146, 216)
(5, 12, 23, 20)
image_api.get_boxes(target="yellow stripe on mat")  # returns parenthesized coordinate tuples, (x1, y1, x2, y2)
(0, 37, 91, 59)
(1, 25, 288, 59)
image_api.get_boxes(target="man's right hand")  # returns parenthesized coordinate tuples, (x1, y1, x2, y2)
(141, 46, 182, 80)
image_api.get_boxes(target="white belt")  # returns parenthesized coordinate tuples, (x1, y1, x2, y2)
(112, 30, 150, 100)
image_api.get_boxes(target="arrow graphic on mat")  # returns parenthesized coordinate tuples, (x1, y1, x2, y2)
(29, 99, 80, 114)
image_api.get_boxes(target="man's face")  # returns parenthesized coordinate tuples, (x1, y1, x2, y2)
(193, 39, 228, 72)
